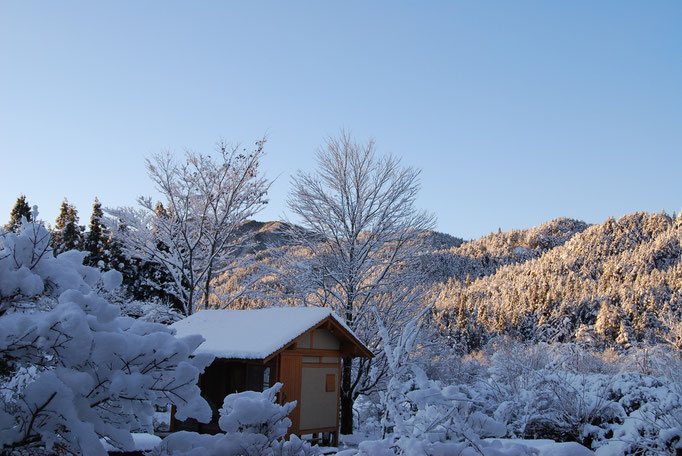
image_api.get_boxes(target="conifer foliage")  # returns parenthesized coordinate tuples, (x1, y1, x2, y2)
(51, 198, 84, 254)
(84, 197, 107, 268)
(4, 194, 32, 233)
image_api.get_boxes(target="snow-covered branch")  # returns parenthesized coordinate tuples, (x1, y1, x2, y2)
(106, 138, 271, 316)
(0, 216, 213, 455)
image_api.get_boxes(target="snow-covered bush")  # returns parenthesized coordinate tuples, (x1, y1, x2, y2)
(592, 372, 682, 455)
(218, 383, 294, 442)
(158, 383, 319, 456)
(483, 340, 621, 444)
(359, 308, 507, 455)
(470, 340, 682, 454)
(355, 313, 682, 455)
(0, 214, 213, 455)
(114, 296, 183, 324)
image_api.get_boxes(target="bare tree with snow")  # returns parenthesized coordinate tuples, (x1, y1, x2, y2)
(284, 131, 434, 434)
(106, 139, 271, 316)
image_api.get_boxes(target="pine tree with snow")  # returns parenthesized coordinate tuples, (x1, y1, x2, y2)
(52, 199, 84, 254)
(616, 320, 632, 347)
(4, 194, 32, 233)
(85, 197, 108, 268)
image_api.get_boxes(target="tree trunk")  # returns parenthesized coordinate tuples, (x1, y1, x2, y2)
(203, 245, 216, 308)
(187, 287, 194, 316)
(203, 265, 212, 308)
(340, 356, 354, 434)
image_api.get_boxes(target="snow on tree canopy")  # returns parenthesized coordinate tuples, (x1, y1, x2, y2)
(171, 307, 358, 359)
(0, 214, 213, 454)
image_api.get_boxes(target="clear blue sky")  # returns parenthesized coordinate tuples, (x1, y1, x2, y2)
(1, 1, 680, 240)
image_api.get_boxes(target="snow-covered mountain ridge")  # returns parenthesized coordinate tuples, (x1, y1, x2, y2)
(433, 212, 682, 352)
(233, 212, 681, 352)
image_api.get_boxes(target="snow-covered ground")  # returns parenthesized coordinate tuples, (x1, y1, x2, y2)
(104, 432, 598, 456)
(100, 433, 162, 453)
(102, 433, 597, 455)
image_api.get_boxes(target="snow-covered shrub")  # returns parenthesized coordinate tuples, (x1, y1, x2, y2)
(218, 383, 296, 446)
(485, 342, 620, 444)
(159, 383, 319, 456)
(596, 372, 682, 455)
(0, 214, 213, 455)
(353, 394, 383, 437)
(471, 340, 682, 454)
(362, 307, 506, 455)
(481, 341, 623, 446)
(115, 297, 183, 324)
(356, 315, 682, 455)
(153, 405, 172, 433)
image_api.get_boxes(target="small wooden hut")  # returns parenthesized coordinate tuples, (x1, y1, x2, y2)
(169, 307, 373, 445)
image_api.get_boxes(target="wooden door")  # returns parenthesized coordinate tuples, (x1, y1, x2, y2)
(279, 353, 302, 435)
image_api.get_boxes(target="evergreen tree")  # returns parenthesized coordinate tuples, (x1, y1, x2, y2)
(52, 199, 84, 254)
(85, 197, 107, 267)
(52, 200, 69, 252)
(4, 194, 32, 232)
(101, 206, 182, 313)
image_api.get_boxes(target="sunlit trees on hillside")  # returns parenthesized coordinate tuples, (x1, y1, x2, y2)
(434, 211, 682, 353)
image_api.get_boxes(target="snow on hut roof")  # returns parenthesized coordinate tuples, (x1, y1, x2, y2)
(170, 306, 359, 360)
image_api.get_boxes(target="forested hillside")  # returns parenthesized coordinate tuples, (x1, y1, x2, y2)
(419, 217, 589, 284)
(433, 212, 682, 352)
(210, 211, 682, 356)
